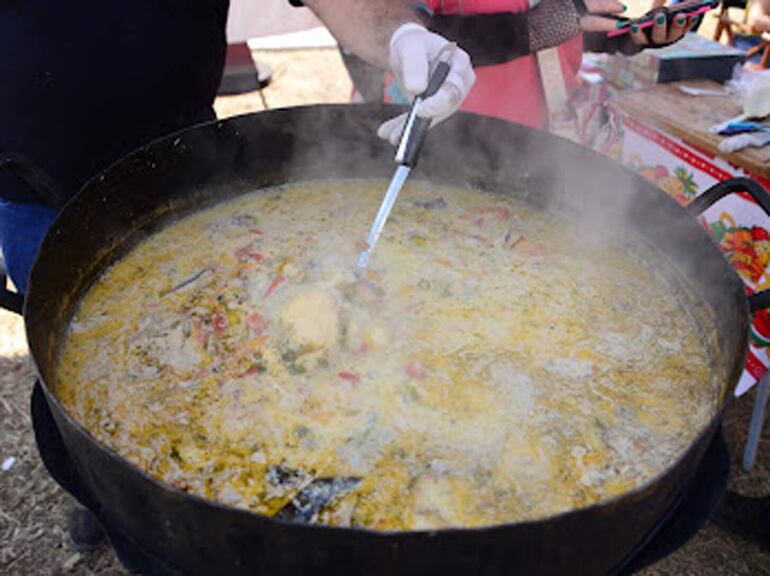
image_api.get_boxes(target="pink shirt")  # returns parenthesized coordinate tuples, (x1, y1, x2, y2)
(399, 0, 584, 128)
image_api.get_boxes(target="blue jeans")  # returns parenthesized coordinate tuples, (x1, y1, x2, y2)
(0, 199, 58, 295)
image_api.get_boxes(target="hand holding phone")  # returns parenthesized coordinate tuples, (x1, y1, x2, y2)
(606, 0, 719, 38)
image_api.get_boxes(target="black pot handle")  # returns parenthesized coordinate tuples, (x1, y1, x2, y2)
(685, 177, 770, 313)
(0, 153, 66, 315)
(0, 153, 65, 209)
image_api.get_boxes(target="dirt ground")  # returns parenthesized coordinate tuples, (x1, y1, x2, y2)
(2, 38, 770, 575)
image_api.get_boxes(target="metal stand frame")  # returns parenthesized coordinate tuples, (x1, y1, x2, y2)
(743, 370, 770, 472)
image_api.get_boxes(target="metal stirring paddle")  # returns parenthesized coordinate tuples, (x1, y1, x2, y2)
(355, 44, 456, 276)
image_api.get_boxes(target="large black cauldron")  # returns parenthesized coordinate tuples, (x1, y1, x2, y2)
(17, 105, 770, 575)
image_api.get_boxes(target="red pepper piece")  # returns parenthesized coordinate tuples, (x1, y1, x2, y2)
(508, 235, 525, 250)
(241, 365, 261, 377)
(211, 312, 228, 336)
(356, 342, 371, 356)
(193, 319, 209, 347)
(263, 274, 286, 299)
(235, 242, 265, 263)
(404, 362, 428, 381)
(338, 371, 361, 386)
(246, 313, 267, 335)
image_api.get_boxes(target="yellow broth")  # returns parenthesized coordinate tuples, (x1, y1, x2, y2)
(56, 180, 718, 530)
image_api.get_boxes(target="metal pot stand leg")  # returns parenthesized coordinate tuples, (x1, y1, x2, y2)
(743, 370, 769, 472)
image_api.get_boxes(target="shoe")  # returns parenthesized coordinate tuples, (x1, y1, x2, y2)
(713, 490, 770, 547)
(67, 501, 106, 551)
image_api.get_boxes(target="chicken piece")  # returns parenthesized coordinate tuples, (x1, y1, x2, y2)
(129, 314, 201, 376)
(279, 288, 340, 351)
(410, 474, 461, 530)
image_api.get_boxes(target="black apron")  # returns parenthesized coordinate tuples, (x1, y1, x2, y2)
(0, 0, 229, 206)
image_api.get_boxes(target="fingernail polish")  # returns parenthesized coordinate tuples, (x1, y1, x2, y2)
(621, 3, 628, 11)
(676, 15, 686, 24)
(656, 14, 665, 25)
(616, 20, 626, 28)
(631, 24, 640, 33)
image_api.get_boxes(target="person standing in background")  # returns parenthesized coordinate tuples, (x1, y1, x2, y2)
(377, 0, 693, 143)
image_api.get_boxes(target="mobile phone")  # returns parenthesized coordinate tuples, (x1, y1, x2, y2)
(606, 0, 719, 38)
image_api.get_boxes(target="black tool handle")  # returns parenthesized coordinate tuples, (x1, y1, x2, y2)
(397, 59, 452, 168)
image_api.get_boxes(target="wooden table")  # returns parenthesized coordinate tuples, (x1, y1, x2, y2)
(617, 79, 770, 180)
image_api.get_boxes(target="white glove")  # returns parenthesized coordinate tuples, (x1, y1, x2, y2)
(378, 23, 476, 146)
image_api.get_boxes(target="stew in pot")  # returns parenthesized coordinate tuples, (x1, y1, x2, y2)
(56, 180, 718, 530)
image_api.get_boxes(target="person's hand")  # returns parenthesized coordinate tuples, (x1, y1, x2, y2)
(580, 0, 628, 31)
(629, 10, 692, 46)
(580, 0, 692, 45)
(377, 23, 476, 146)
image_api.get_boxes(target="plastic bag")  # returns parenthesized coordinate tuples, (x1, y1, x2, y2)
(726, 64, 770, 118)
(718, 130, 770, 153)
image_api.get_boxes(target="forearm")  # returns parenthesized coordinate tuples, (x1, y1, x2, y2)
(295, 0, 477, 139)
(427, 0, 585, 67)
(303, 0, 423, 68)
(583, 31, 644, 55)
(428, 13, 530, 67)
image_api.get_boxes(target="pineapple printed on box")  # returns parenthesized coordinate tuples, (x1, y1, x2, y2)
(631, 160, 698, 206)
